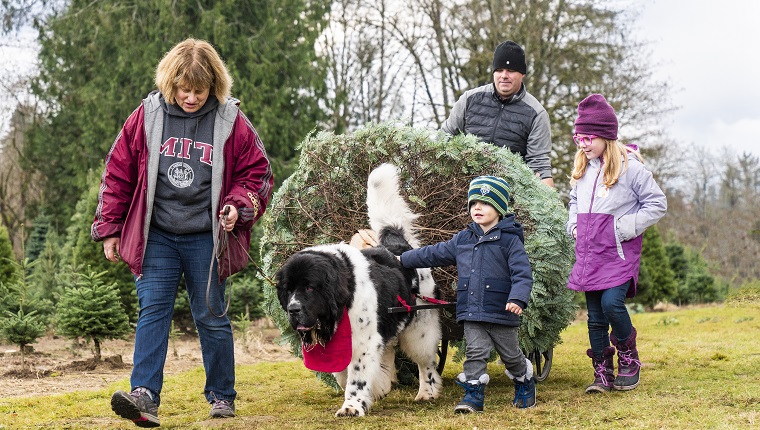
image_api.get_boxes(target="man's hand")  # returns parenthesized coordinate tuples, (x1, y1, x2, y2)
(540, 176, 555, 188)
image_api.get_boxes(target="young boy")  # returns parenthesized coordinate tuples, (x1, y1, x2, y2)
(399, 176, 535, 412)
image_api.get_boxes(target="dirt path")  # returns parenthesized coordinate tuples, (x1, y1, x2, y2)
(0, 319, 293, 398)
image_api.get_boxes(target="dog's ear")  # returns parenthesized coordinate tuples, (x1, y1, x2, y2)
(274, 266, 289, 309)
(333, 275, 352, 312)
(313, 259, 343, 320)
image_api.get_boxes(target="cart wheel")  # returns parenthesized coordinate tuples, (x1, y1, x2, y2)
(526, 348, 553, 382)
(436, 341, 448, 375)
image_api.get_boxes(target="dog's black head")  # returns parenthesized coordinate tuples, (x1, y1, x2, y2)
(275, 250, 352, 346)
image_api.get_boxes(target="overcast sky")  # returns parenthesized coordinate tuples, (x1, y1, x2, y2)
(634, 0, 760, 159)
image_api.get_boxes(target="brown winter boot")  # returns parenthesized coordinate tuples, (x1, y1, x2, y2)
(610, 327, 641, 390)
(585, 346, 615, 393)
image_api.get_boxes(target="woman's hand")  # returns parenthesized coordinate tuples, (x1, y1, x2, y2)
(220, 205, 238, 232)
(104, 236, 121, 262)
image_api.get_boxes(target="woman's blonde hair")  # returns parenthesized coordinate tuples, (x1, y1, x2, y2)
(570, 140, 644, 189)
(155, 38, 233, 105)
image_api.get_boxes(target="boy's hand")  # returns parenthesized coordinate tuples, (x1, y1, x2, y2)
(505, 302, 523, 315)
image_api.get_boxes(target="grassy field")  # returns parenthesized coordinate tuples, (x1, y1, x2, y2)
(1, 303, 758, 429)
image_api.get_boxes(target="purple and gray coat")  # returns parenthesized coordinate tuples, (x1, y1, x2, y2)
(567, 153, 667, 297)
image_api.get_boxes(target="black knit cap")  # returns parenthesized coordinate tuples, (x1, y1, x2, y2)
(492, 40, 527, 75)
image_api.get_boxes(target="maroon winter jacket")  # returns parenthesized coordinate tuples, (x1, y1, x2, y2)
(91, 92, 273, 279)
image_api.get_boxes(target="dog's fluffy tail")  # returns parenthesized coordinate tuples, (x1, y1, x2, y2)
(366, 163, 421, 250)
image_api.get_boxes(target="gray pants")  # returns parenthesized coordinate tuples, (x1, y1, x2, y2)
(463, 321, 527, 381)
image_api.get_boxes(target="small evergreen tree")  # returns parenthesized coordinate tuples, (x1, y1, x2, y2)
(0, 309, 45, 364)
(0, 255, 47, 364)
(684, 269, 719, 304)
(665, 242, 689, 285)
(61, 172, 137, 322)
(27, 228, 63, 320)
(0, 224, 17, 285)
(25, 213, 51, 262)
(56, 271, 131, 361)
(636, 226, 677, 307)
(673, 250, 720, 305)
(226, 224, 267, 321)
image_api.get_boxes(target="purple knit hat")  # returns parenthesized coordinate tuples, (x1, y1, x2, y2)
(574, 94, 618, 140)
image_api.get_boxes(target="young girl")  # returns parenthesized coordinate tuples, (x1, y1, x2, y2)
(566, 94, 666, 394)
(400, 176, 535, 412)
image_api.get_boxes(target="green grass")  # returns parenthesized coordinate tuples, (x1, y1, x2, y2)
(1, 304, 758, 429)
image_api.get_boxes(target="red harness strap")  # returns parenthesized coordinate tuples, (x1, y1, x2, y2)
(395, 294, 452, 313)
(396, 295, 413, 312)
(417, 295, 451, 305)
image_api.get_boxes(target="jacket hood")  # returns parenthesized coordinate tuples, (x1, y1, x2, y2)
(160, 93, 219, 118)
(467, 213, 525, 242)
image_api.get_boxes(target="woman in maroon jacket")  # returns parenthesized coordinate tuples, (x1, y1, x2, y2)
(91, 38, 273, 427)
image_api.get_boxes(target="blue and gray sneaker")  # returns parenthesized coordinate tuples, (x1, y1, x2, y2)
(209, 399, 236, 418)
(111, 387, 160, 428)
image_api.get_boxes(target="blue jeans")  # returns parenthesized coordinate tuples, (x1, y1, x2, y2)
(131, 226, 236, 406)
(585, 280, 633, 356)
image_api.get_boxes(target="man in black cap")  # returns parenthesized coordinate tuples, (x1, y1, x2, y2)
(442, 40, 554, 187)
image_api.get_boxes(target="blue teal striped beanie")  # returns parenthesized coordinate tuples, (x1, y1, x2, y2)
(468, 176, 510, 216)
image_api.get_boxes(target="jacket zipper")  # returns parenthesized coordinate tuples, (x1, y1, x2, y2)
(490, 103, 505, 144)
(580, 163, 603, 282)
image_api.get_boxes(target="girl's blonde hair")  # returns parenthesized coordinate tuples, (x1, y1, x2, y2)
(155, 38, 233, 105)
(570, 140, 644, 189)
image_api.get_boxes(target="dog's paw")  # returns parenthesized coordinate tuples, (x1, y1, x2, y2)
(414, 390, 439, 402)
(335, 398, 368, 417)
(335, 406, 364, 417)
(414, 373, 443, 401)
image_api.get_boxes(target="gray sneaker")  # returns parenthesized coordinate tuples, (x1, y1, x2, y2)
(111, 387, 160, 428)
(209, 399, 236, 418)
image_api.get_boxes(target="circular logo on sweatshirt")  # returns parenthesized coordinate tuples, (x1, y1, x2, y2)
(168, 162, 194, 188)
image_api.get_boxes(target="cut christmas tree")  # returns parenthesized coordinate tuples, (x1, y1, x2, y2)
(260, 122, 576, 386)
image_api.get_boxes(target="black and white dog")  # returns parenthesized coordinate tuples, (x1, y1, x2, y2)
(275, 163, 442, 417)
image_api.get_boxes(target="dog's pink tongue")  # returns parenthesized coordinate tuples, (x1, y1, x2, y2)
(297, 324, 309, 331)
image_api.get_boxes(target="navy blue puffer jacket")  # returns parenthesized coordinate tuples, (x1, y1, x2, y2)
(400, 215, 533, 326)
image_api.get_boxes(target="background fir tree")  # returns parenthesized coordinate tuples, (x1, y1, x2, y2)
(24, 212, 51, 261)
(636, 225, 677, 307)
(0, 256, 47, 364)
(225, 223, 267, 322)
(23, 0, 330, 227)
(60, 172, 137, 322)
(683, 268, 720, 304)
(26, 227, 62, 321)
(0, 224, 18, 285)
(676, 251, 720, 305)
(56, 270, 131, 361)
(0, 309, 45, 364)
(665, 241, 690, 286)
